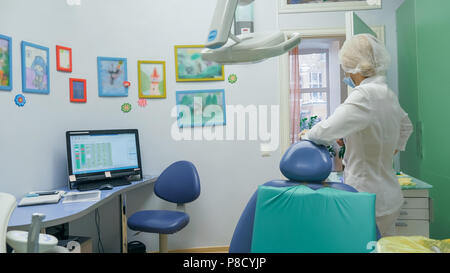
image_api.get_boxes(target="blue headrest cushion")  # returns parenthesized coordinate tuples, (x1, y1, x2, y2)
(280, 140, 332, 183)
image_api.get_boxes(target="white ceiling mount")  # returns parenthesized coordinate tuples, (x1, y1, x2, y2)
(203, 0, 301, 65)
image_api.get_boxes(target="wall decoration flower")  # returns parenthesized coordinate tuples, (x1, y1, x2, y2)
(15, 94, 26, 107)
(138, 99, 148, 108)
(121, 102, 132, 113)
(228, 74, 238, 84)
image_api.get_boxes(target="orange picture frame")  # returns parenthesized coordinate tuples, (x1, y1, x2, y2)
(70, 78, 86, 103)
(56, 45, 72, 72)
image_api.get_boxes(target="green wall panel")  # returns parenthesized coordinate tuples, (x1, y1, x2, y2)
(397, 0, 450, 239)
(415, 0, 450, 239)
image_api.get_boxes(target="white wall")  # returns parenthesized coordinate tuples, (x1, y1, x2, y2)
(0, 0, 281, 252)
(0, 0, 402, 252)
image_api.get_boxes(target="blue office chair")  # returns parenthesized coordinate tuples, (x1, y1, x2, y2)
(127, 161, 200, 253)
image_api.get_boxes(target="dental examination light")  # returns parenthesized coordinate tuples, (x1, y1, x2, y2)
(202, 0, 302, 64)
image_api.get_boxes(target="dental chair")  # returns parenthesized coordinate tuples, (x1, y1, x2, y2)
(0, 192, 16, 253)
(1, 192, 73, 253)
(229, 141, 379, 253)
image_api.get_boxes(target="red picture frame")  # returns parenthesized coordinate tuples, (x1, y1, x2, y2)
(70, 78, 87, 103)
(56, 45, 72, 72)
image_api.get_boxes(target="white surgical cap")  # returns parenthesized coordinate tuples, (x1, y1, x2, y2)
(339, 34, 391, 77)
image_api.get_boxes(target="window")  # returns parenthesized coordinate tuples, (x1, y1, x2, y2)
(298, 50, 330, 127)
(310, 72, 323, 88)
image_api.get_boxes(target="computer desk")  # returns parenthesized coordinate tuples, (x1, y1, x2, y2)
(8, 175, 158, 253)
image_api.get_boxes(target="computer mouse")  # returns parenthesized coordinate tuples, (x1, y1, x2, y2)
(99, 184, 114, 190)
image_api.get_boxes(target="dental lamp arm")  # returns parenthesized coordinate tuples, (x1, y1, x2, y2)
(204, 0, 301, 64)
(206, 0, 254, 49)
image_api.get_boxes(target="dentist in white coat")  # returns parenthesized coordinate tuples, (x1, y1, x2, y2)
(302, 34, 413, 237)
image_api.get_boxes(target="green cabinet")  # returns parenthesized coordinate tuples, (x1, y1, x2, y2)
(397, 0, 450, 239)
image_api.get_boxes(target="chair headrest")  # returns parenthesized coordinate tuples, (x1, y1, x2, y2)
(280, 140, 332, 183)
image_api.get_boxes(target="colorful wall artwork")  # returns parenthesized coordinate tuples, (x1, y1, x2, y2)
(176, 89, 226, 128)
(175, 45, 224, 82)
(0, 34, 12, 91)
(279, 0, 381, 13)
(138, 61, 166, 99)
(70, 78, 87, 103)
(21, 41, 50, 94)
(97, 57, 128, 97)
(56, 45, 72, 72)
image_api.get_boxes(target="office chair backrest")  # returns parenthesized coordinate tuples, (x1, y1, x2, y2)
(0, 192, 16, 253)
(154, 161, 200, 204)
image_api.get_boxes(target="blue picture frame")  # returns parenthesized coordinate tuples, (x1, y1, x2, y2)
(97, 56, 128, 97)
(176, 89, 227, 128)
(21, 41, 50, 94)
(0, 34, 12, 91)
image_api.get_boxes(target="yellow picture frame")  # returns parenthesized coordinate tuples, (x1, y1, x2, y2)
(138, 60, 166, 99)
(174, 45, 225, 82)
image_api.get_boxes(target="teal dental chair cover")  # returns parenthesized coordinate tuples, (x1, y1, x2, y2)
(251, 185, 377, 253)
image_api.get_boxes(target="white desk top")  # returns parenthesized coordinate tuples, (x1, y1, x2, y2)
(8, 175, 158, 229)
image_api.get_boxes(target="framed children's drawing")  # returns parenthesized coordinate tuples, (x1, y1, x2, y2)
(56, 45, 72, 72)
(21, 41, 50, 94)
(70, 78, 87, 103)
(0, 34, 12, 91)
(176, 89, 226, 128)
(175, 45, 224, 82)
(278, 0, 382, 14)
(138, 60, 166, 99)
(97, 56, 128, 97)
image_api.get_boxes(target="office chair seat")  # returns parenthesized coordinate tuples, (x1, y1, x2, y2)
(127, 210, 190, 234)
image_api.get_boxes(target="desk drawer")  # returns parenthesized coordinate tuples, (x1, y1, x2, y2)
(402, 189, 429, 198)
(402, 198, 429, 209)
(398, 209, 429, 220)
(395, 220, 429, 237)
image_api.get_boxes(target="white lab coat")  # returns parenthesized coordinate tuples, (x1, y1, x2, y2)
(304, 76, 413, 217)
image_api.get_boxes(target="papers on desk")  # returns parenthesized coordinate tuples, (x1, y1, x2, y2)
(397, 172, 417, 188)
(62, 191, 101, 204)
(18, 191, 64, 207)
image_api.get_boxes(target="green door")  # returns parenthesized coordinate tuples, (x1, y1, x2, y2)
(397, 0, 450, 239)
(414, 0, 450, 240)
(397, 0, 422, 178)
